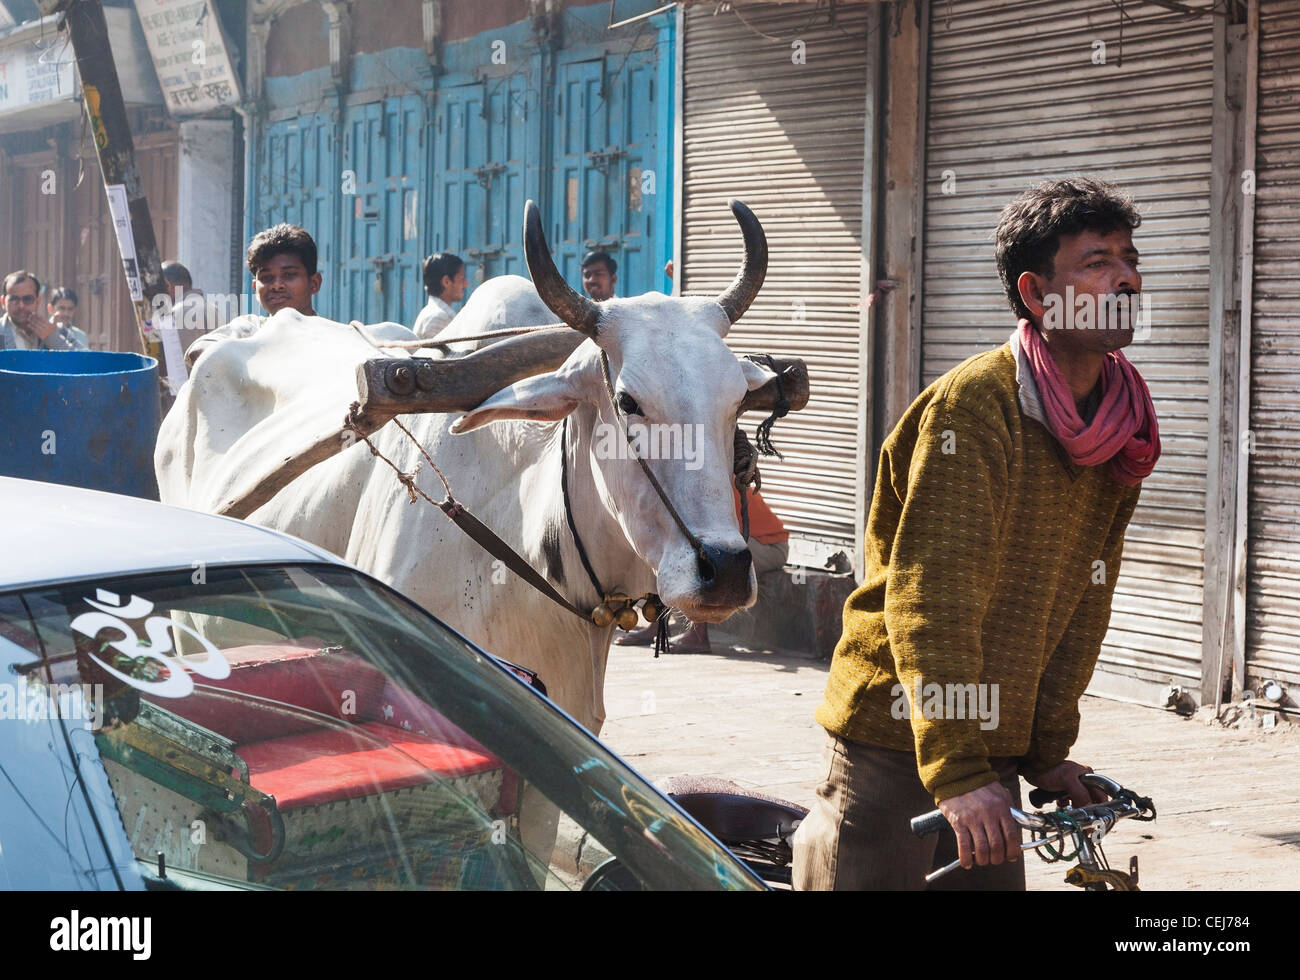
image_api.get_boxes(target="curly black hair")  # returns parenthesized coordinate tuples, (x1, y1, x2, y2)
(247, 223, 318, 277)
(994, 176, 1141, 320)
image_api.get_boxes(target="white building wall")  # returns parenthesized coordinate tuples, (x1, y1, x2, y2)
(176, 118, 236, 293)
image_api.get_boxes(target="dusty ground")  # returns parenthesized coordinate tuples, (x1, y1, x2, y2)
(600, 640, 1300, 891)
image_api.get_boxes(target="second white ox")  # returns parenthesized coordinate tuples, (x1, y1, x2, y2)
(157, 200, 778, 735)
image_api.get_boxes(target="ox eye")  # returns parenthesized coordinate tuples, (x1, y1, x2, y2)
(617, 392, 643, 416)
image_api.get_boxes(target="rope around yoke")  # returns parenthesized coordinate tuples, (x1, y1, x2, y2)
(346, 402, 447, 505)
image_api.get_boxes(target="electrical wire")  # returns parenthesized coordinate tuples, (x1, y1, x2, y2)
(727, 0, 833, 43)
(723, 0, 881, 47)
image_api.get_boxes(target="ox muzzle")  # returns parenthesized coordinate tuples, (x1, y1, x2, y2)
(695, 542, 755, 609)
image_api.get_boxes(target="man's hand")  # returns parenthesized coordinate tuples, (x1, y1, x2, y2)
(936, 781, 1020, 870)
(1024, 760, 1109, 807)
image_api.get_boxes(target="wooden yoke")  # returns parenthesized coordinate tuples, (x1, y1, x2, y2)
(355, 329, 584, 417)
(217, 335, 808, 520)
(360, 350, 808, 419)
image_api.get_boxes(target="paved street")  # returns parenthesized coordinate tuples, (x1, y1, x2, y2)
(601, 641, 1300, 891)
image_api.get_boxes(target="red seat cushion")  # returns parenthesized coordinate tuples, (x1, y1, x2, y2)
(238, 722, 500, 809)
(166, 640, 388, 743)
(375, 680, 494, 754)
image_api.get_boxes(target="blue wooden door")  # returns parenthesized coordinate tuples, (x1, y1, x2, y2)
(340, 95, 425, 326)
(550, 46, 659, 299)
(483, 68, 540, 281)
(430, 66, 540, 296)
(255, 113, 337, 315)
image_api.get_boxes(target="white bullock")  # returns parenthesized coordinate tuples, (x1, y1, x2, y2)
(156, 201, 779, 736)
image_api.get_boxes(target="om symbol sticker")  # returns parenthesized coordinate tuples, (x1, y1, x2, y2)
(70, 589, 230, 699)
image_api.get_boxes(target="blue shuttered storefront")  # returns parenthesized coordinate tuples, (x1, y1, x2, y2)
(250, 2, 675, 327)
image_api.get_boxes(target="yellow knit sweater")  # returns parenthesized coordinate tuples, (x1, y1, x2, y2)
(815, 342, 1143, 803)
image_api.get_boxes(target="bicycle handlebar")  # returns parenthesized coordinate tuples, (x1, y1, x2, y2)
(1027, 772, 1124, 808)
(910, 773, 1139, 840)
(910, 803, 1054, 839)
(910, 774, 1154, 886)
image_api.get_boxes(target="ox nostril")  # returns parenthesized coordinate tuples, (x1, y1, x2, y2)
(695, 544, 752, 596)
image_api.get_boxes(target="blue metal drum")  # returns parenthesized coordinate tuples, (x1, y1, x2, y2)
(0, 350, 161, 500)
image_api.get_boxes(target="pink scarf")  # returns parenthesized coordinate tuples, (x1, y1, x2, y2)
(1017, 319, 1160, 485)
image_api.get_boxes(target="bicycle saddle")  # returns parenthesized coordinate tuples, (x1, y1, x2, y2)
(659, 775, 808, 842)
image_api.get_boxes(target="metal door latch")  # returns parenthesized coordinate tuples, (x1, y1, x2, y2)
(585, 148, 627, 171)
(370, 254, 394, 293)
(473, 162, 507, 188)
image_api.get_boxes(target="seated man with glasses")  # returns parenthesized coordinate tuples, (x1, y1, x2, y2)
(1, 271, 72, 351)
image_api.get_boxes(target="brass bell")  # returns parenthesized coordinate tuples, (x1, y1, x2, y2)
(641, 599, 662, 624)
(615, 606, 639, 631)
(592, 603, 615, 628)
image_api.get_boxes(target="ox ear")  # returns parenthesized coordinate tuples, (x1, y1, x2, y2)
(450, 371, 582, 433)
(740, 357, 777, 391)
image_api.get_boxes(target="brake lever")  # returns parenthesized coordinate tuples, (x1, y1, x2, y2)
(1027, 786, 1066, 808)
(1027, 772, 1124, 808)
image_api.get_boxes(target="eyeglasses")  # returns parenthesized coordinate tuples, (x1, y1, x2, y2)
(5, 295, 37, 305)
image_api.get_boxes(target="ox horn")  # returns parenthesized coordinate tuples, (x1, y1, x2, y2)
(524, 199, 601, 339)
(716, 199, 768, 324)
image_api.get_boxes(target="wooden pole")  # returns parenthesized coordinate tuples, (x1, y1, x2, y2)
(52, 0, 170, 367)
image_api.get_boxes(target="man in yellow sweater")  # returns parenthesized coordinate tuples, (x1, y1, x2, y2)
(793, 177, 1160, 890)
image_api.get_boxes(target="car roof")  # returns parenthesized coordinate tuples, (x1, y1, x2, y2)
(0, 477, 343, 590)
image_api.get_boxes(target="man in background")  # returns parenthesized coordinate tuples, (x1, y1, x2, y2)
(413, 252, 467, 339)
(580, 250, 617, 301)
(162, 260, 227, 356)
(1, 271, 72, 351)
(46, 287, 89, 349)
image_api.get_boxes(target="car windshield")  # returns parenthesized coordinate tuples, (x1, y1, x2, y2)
(1, 563, 761, 891)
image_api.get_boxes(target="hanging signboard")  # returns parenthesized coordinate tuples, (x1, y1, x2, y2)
(0, 35, 76, 117)
(133, 0, 241, 115)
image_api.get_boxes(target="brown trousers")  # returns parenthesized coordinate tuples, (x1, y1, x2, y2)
(792, 733, 1027, 891)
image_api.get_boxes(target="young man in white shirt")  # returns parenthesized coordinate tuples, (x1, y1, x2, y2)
(184, 224, 322, 370)
(412, 252, 468, 339)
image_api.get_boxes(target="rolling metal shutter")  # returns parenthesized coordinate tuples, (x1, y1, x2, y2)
(1245, 1, 1300, 702)
(681, 2, 871, 560)
(922, 0, 1214, 704)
